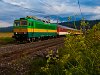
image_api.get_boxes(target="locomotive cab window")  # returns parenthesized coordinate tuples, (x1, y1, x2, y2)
(21, 20, 27, 26)
(29, 22, 31, 26)
(14, 21, 20, 26)
(32, 22, 34, 26)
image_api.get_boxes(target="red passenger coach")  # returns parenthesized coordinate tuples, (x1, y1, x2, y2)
(57, 25, 70, 35)
(57, 25, 82, 35)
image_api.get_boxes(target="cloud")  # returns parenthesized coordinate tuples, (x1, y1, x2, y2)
(2, 0, 30, 8)
(80, 6, 100, 15)
(93, 6, 100, 14)
(1, 0, 100, 16)
(0, 0, 100, 27)
(0, 20, 11, 27)
(90, 14, 100, 20)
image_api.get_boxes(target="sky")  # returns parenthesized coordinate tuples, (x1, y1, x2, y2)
(0, 0, 100, 27)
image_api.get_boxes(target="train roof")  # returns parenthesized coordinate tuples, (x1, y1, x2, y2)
(15, 16, 51, 24)
(58, 25, 78, 30)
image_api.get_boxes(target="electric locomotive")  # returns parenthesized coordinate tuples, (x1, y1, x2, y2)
(13, 16, 57, 42)
(13, 16, 82, 42)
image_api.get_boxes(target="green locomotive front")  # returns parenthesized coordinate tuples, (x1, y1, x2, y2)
(13, 16, 57, 42)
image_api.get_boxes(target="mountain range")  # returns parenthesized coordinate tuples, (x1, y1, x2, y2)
(0, 26, 13, 32)
(60, 20, 100, 29)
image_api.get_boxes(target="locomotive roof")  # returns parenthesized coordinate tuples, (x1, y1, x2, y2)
(15, 16, 51, 24)
(14, 17, 57, 26)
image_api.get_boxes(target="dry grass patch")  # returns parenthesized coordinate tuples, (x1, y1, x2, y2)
(0, 32, 13, 38)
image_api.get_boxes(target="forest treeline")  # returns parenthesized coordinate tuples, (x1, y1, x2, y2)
(60, 20, 100, 29)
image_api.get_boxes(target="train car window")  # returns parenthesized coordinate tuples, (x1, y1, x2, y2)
(31, 22, 33, 26)
(14, 21, 20, 26)
(29, 22, 31, 26)
(21, 20, 27, 26)
(29, 22, 33, 26)
(32, 22, 34, 26)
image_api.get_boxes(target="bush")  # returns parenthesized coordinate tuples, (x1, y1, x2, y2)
(29, 57, 47, 75)
(60, 22, 100, 75)
(29, 23, 100, 75)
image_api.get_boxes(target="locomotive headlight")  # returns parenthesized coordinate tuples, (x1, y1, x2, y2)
(15, 32, 18, 34)
(24, 32, 27, 34)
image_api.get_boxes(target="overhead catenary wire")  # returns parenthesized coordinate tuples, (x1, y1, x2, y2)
(0, 0, 44, 14)
(0, 0, 86, 23)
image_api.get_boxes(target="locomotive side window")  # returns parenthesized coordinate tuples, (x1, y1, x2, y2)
(32, 22, 34, 26)
(14, 21, 20, 26)
(29, 22, 31, 26)
(21, 20, 27, 26)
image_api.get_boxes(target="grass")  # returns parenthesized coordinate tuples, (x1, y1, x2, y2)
(0, 32, 15, 45)
(0, 32, 13, 38)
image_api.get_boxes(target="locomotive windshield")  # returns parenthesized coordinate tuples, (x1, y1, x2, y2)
(14, 21, 20, 26)
(20, 20, 27, 26)
(14, 20, 27, 26)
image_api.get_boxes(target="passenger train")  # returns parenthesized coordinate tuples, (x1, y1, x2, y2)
(13, 16, 81, 42)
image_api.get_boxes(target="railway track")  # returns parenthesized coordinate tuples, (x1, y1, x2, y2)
(0, 37, 65, 64)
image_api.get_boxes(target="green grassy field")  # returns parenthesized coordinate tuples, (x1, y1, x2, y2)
(0, 32, 15, 45)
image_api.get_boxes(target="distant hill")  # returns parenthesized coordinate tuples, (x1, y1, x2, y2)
(59, 20, 100, 29)
(0, 26, 13, 32)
